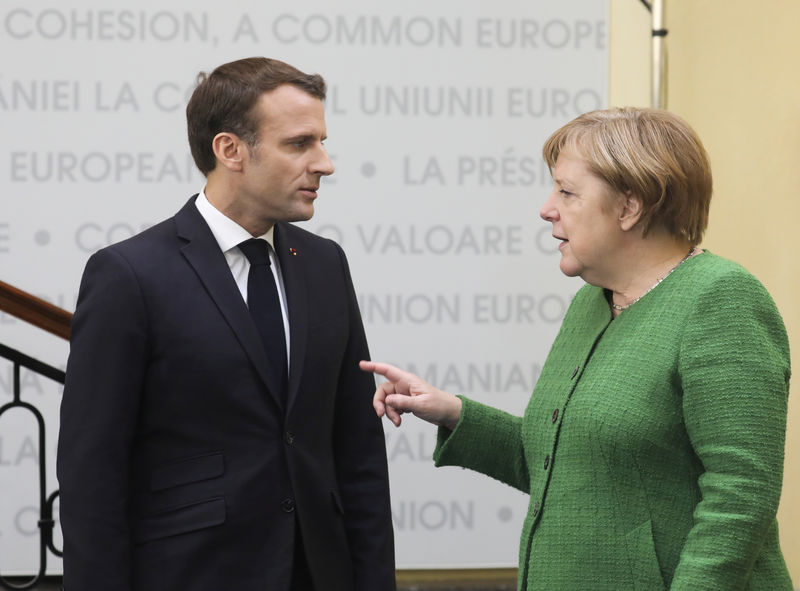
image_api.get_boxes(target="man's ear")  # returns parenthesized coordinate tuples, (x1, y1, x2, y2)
(211, 132, 246, 172)
(619, 191, 644, 232)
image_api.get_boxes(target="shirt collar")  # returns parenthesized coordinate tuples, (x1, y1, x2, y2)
(194, 189, 276, 253)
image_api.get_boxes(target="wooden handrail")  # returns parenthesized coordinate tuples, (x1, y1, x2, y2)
(0, 279, 72, 340)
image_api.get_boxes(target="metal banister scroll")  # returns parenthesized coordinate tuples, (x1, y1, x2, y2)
(0, 343, 65, 590)
(0, 281, 71, 589)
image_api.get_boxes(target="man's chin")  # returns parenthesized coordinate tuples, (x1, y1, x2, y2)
(283, 206, 315, 223)
(297, 206, 315, 221)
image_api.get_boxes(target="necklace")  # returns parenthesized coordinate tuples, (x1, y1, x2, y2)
(611, 246, 696, 312)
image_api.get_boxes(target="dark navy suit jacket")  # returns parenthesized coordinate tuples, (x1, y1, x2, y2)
(57, 196, 395, 590)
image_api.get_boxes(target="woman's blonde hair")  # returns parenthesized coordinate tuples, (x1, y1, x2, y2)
(543, 107, 712, 243)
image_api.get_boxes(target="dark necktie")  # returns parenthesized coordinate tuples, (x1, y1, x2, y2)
(238, 238, 288, 402)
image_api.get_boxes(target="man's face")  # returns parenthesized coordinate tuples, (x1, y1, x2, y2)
(236, 85, 334, 232)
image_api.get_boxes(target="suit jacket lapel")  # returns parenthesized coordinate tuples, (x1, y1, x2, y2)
(174, 197, 284, 408)
(275, 223, 309, 415)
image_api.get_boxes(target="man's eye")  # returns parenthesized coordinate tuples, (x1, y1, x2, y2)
(559, 189, 573, 197)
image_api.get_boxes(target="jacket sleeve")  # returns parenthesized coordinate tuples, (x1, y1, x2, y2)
(330, 242, 396, 591)
(57, 247, 148, 591)
(433, 396, 530, 494)
(670, 270, 791, 590)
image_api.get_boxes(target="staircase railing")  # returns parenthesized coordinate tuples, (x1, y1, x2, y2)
(0, 280, 71, 590)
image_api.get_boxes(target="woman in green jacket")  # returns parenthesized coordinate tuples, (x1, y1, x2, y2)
(361, 107, 793, 590)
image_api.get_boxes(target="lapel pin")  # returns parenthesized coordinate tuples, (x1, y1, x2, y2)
(289, 248, 297, 256)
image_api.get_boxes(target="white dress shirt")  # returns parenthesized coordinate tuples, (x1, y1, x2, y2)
(194, 190, 290, 367)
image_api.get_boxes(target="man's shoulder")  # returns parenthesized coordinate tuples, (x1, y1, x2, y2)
(103, 216, 178, 257)
(102, 197, 197, 257)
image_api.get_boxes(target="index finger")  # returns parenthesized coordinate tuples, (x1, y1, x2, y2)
(359, 360, 407, 382)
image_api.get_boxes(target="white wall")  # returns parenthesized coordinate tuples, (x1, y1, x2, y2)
(0, 1, 607, 572)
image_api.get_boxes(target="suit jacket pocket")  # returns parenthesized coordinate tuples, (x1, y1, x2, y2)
(624, 519, 667, 591)
(150, 451, 224, 492)
(134, 496, 225, 544)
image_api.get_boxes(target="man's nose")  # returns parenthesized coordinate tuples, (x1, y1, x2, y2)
(313, 146, 334, 176)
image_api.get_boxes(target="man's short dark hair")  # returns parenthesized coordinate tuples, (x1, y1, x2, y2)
(186, 57, 327, 175)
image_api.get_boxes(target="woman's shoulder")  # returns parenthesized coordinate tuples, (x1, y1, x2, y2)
(690, 251, 750, 275)
(683, 251, 771, 298)
(681, 252, 786, 338)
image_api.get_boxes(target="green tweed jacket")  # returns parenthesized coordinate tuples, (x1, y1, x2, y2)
(434, 253, 792, 590)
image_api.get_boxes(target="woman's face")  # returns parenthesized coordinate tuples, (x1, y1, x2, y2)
(539, 149, 627, 286)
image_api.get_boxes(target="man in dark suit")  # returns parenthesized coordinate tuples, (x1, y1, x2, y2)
(57, 57, 395, 591)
